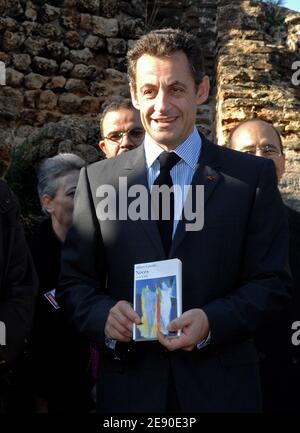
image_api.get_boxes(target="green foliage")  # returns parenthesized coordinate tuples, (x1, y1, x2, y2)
(260, 0, 286, 31)
(266, 10, 285, 28)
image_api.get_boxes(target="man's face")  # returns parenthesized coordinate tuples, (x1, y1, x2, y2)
(230, 121, 285, 180)
(131, 51, 209, 150)
(99, 108, 144, 158)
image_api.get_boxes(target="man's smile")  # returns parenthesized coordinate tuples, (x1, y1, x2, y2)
(151, 116, 178, 128)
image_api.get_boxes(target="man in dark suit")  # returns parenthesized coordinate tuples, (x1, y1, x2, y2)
(58, 28, 291, 413)
(0, 180, 38, 412)
(228, 118, 300, 412)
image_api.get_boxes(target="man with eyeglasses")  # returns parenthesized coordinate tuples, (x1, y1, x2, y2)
(228, 117, 300, 413)
(227, 118, 285, 180)
(98, 98, 145, 158)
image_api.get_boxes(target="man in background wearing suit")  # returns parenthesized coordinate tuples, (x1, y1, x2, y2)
(58, 29, 291, 412)
(228, 118, 300, 412)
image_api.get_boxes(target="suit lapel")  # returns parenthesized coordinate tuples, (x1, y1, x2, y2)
(171, 136, 222, 255)
(122, 145, 165, 258)
(120, 136, 222, 258)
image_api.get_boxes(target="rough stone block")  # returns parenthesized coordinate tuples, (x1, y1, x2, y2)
(84, 35, 106, 50)
(0, 52, 11, 65)
(24, 72, 48, 89)
(101, 0, 119, 17)
(3, 31, 25, 51)
(19, 109, 38, 125)
(60, 60, 74, 75)
(0, 87, 24, 119)
(80, 96, 101, 113)
(105, 68, 127, 84)
(0, 17, 18, 32)
(24, 37, 46, 56)
(22, 21, 40, 36)
(37, 90, 58, 110)
(65, 31, 82, 49)
(89, 81, 110, 97)
(46, 42, 70, 61)
(5, 68, 24, 87)
(65, 78, 88, 93)
(33, 56, 58, 75)
(40, 3, 60, 23)
(25, 4, 37, 21)
(60, 11, 79, 30)
(12, 54, 32, 73)
(4, 0, 23, 18)
(45, 76, 66, 89)
(80, 13, 93, 31)
(69, 48, 93, 64)
(58, 93, 82, 113)
(71, 64, 97, 79)
(40, 23, 63, 40)
(92, 16, 118, 37)
(107, 38, 127, 55)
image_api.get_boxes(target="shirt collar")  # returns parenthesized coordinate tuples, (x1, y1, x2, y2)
(144, 127, 201, 170)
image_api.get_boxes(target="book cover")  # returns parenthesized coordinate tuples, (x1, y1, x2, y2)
(133, 258, 182, 341)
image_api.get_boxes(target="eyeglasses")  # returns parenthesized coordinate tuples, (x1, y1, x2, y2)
(245, 144, 282, 158)
(104, 128, 145, 145)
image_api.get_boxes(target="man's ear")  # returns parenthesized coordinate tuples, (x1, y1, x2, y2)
(98, 140, 108, 156)
(41, 194, 53, 214)
(196, 75, 210, 105)
(130, 85, 140, 110)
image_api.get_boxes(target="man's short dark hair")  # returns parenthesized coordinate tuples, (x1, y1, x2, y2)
(99, 98, 136, 138)
(227, 118, 284, 153)
(127, 28, 205, 94)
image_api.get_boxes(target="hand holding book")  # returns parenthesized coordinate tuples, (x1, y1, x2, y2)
(157, 308, 210, 351)
(104, 300, 141, 342)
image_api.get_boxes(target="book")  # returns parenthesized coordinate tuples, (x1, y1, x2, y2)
(133, 258, 182, 341)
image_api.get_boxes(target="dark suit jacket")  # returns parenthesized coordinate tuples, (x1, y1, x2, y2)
(0, 180, 37, 366)
(255, 205, 300, 412)
(58, 135, 291, 413)
(29, 218, 93, 412)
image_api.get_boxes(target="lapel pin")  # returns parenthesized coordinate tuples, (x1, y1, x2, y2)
(207, 175, 214, 181)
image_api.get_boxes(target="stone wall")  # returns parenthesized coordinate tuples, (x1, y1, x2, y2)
(0, 0, 300, 210)
(215, 0, 300, 210)
(0, 0, 213, 167)
(0, 0, 147, 166)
